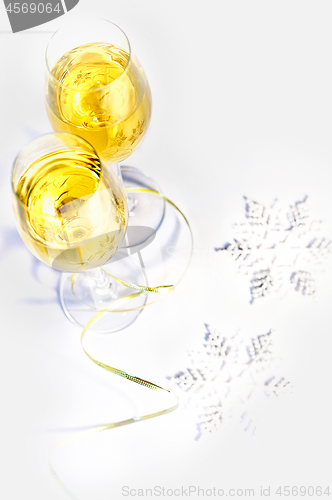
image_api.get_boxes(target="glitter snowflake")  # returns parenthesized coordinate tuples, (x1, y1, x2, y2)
(216, 196, 332, 302)
(170, 325, 292, 439)
(264, 376, 293, 398)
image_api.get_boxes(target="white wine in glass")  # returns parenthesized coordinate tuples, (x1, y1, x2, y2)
(12, 133, 147, 332)
(45, 18, 165, 247)
(46, 26, 152, 164)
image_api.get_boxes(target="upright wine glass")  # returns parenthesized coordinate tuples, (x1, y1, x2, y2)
(45, 18, 165, 247)
(12, 133, 147, 332)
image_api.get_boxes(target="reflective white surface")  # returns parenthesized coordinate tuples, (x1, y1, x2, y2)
(1, 1, 332, 499)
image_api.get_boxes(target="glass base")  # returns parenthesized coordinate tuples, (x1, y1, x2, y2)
(60, 250, 148, 333)
(120, 165, 165, 248)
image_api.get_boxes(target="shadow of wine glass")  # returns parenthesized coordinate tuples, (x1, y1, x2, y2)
(0, 225, 61, 307)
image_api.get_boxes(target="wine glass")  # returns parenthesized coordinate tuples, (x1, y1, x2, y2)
(12, 133, 147, 332)
(45, 17, 165, 248)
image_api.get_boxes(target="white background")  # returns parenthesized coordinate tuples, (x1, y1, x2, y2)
(1, 1, 332, 499)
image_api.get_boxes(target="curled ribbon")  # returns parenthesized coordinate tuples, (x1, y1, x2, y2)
(49, 188, 193, 498)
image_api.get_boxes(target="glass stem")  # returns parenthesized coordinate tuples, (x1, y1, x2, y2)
(88, 267, 111, 296)
(111, 162, 136, 214)
(111, 162, 123, 181)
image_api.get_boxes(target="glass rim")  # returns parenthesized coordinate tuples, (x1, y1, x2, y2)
(45, 17, 132, 91)
(11, 132, 104, 217)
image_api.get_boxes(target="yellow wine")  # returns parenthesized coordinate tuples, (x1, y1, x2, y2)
(46, 43, 152, 163)
(13, 148, 128, 272)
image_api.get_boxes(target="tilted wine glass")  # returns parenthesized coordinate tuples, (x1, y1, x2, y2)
(12, 133, 147, 332)
(45, 18, 165, 248)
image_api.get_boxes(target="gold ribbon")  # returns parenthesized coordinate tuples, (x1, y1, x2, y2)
(49, 188, 193, 498)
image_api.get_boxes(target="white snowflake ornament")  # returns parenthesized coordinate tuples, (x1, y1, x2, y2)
(216, 196, 332, 302)
(171, 325, 290, 439)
